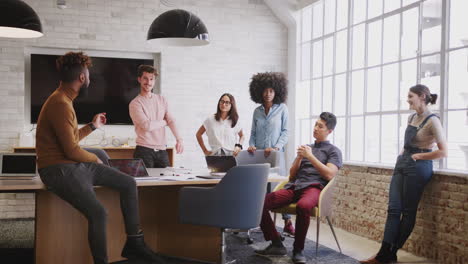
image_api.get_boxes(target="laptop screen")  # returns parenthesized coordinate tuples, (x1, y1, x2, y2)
(1, 154, 37, 175)
(108, 159, 149, 177)
(205, 156, 237, 172)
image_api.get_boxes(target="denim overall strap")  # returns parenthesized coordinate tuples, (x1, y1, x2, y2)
(417, 114, 437, 130)
(404, 113, 437, 150)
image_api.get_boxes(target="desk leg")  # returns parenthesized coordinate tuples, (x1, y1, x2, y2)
(138, 185, 221, 263)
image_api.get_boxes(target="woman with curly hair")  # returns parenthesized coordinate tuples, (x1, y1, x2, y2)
(247, 72, 294, 236)
(196, 93, 244, 156)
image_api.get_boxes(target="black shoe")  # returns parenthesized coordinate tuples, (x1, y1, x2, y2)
(254, 242, 287, 256)
(121, 232, 166, 264)
(292, 250, 306, 263)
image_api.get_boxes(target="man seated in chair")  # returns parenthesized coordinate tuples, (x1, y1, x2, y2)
(255, 112, 342, 263)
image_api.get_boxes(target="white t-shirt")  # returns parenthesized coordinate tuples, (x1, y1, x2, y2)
(203, 115, 242, 152)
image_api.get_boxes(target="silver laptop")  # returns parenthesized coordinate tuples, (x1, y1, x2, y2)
(108, 158, 149, 178)
(0, 153, 37, 177)
(196, 156, 237, 179)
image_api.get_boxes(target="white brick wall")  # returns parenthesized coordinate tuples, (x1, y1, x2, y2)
(0, 0, 287, 218)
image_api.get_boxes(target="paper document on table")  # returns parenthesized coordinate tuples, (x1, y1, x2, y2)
(137, 175, 197, 181)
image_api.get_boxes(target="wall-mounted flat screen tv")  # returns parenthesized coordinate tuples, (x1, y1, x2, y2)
(30, 54, 153, 125)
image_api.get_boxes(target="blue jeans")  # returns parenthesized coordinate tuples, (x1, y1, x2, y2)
(383, 152, 433, 248)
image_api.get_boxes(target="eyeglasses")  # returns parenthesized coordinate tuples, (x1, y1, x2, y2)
(219, 100, 231, 105)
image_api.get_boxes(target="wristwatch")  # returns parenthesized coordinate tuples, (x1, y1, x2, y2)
(88, 123, 97, 131)
(235, 143, 243, 150)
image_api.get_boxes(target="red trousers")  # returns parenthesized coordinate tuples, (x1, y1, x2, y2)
(260, 185, 321, 251)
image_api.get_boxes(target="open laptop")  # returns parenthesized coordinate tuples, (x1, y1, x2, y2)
(0, 153, 37, 178)
(197, 155, 237, 179)
(108, 158, 149, 178)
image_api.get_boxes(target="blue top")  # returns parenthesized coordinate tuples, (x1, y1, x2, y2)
(284, 141, 343, 190)
(249, 103, 289, 151)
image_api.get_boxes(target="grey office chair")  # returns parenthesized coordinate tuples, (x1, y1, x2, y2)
(235, 150, 280, 174)
(233, 150, 282, 243)
(84, 148, 110, 165)
(179, 164, 270, 264)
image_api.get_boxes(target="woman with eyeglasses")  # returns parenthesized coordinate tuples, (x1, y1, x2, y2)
(360, 84, 448, 264)
(247, 72, 294, 237)
(196, 93, 244, 156)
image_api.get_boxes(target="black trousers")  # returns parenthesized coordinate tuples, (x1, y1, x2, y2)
(134, 145, 170, 168)
(39, 163, 140, 264)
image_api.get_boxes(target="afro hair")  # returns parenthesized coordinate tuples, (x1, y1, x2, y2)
(249, 72, 288, 104)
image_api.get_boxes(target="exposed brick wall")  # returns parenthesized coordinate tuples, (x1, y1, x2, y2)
(333, 164, 468, 264)
(0, 193, 35, 219)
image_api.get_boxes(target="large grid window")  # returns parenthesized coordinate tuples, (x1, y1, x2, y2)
(297, 0, 468, 171)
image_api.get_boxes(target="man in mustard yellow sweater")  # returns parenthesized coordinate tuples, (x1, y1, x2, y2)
(36, 51, 165, 264)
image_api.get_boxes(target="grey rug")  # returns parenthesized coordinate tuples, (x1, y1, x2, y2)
(222, 229, 359, 264)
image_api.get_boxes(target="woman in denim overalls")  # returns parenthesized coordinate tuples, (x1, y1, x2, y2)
(361, 85, 448, 264)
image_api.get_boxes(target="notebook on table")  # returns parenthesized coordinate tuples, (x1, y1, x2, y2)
(0, 153, 37, 179)
(108, 158, 149, 178)
(196, 155, 237, 179)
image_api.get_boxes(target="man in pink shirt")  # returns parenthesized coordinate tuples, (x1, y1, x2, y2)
(129, 65, 184, 168)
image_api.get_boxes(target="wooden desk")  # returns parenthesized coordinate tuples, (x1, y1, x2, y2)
(13, 146, 175, 167)
(0, 170, 285, 264)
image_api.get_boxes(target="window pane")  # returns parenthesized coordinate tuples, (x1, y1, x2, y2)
(335, 73, 347, 115)
(302, 6, 312, 42)
(352, 24, 365, 69)
(312, 41, 323, 77)
(301, 43, 311, 80)
(323, 77, 333, 112)
(336, 0, 349, 30)
(384, 0, 400, 13)
(421, 0, 442, 55)
(296, 81, 311, 118)
(313, 2, 324, 39)
(403, 0, 419, 7)
(400, 59, 417, 110)
(368, 0, 383, 19)
(353, 0, 366, 25)
(350, 116, 364, 161)
(324, 0, 336, 35)
(383, 14, 400, 63)
(336, 30, 348, 73)
(312, 79, 322, 115)
(368, 20, 382, 67)
(450, 0, 468, 48)
(382, 63, 399, 111)
(334, 117, 346, 154)
(401, 7, 419, 59)
(447, 110, 468, 170)
(399, 113, 411, 151)
(365, 115, 380, 162)
(420, 54, 441, 106)
(300, 119, 312, 145)
(367, 67, 381, 112)
(381, 115, 398, 164)
(448, 49, 468, 109)
(323, 36, 334, 76)
(351, 70, 364, 115)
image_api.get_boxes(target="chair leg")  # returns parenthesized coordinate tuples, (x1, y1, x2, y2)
(315, 216, 320, 257)
(246, 229, 253, 244)
(221, 229, 236, 264)
(326, 216, 342, 254)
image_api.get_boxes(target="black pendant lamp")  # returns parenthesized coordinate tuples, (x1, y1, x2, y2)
(0, 0, 43, 38)
(147, 9, 209, 46)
